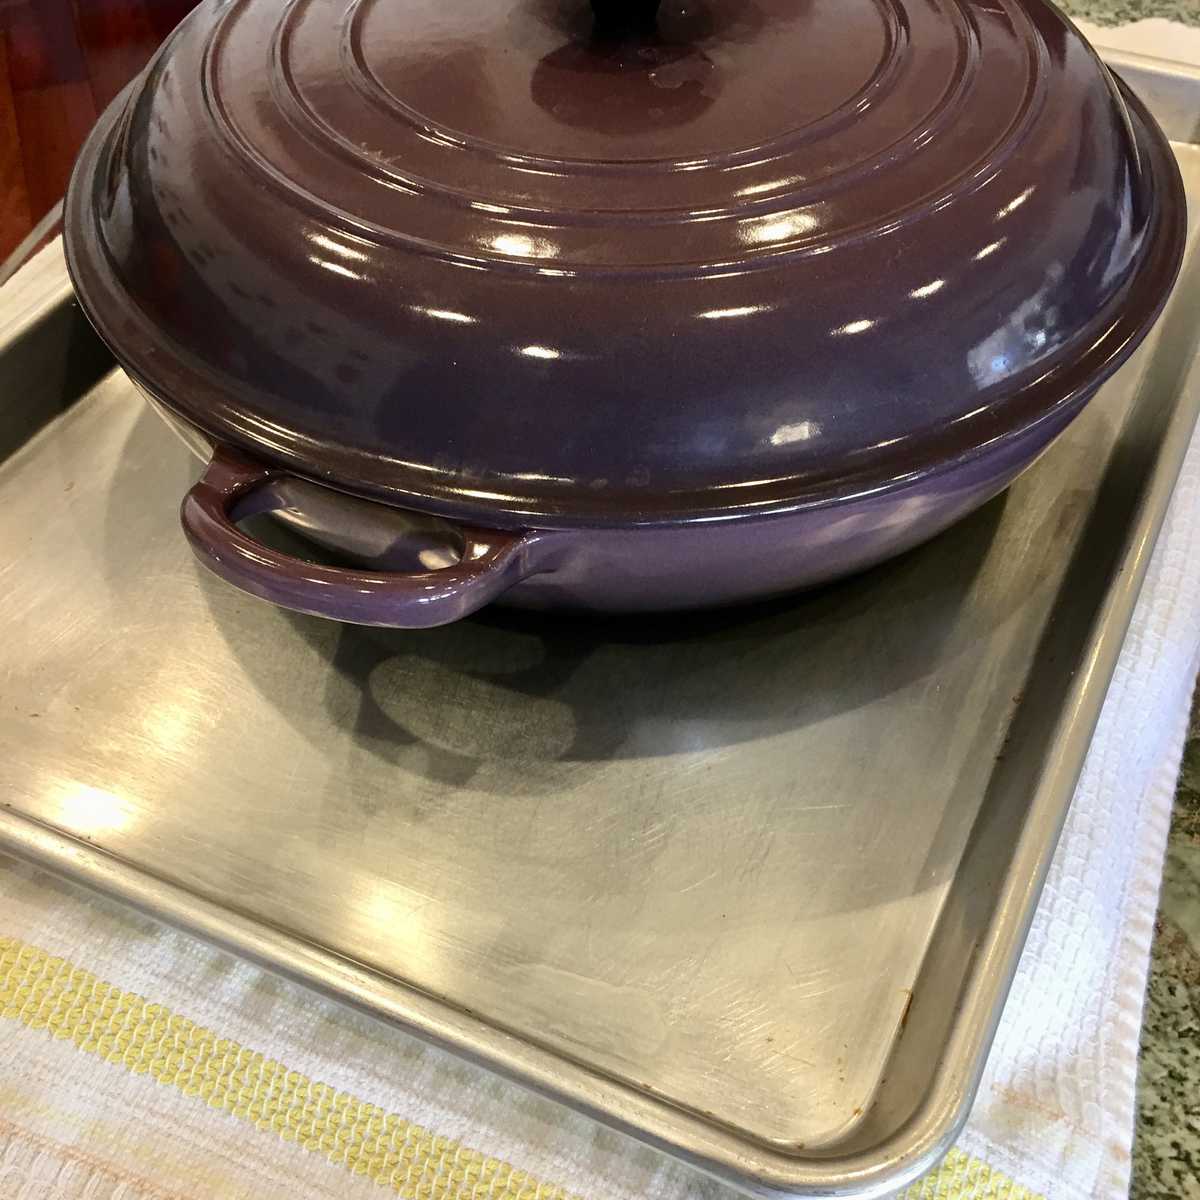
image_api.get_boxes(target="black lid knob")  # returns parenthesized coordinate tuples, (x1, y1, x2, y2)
(590, 0, 662, 35)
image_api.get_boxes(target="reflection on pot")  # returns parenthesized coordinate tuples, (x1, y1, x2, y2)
(530, 36, 720, 136)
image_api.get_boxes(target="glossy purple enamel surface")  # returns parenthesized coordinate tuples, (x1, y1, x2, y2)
(161, 382, 1082, 619)
(65, 0, 1186, 528)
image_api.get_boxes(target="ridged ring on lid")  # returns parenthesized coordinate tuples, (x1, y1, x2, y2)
(194, 0, 1050, 273)
(335, 0, 911, 170)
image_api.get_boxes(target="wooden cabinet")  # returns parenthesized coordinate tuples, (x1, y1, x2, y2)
(0, 0, 199, 260)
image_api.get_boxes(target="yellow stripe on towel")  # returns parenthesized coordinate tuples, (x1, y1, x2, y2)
(1, 935, 1043, 1200)
(902, 1149, 1047, 1200)
(0, 936, 577, 1199)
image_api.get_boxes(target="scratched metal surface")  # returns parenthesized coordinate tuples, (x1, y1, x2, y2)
(0, 53, 1198, 1198)
(7, 360, 1008, 1140)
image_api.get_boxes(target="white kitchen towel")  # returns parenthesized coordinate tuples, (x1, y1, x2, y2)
(1, 284, 1199, 1200)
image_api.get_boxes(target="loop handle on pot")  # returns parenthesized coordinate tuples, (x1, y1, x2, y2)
(181, 448, 539, 628)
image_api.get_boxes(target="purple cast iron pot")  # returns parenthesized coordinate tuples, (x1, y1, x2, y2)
(64, 0, 1187, 627)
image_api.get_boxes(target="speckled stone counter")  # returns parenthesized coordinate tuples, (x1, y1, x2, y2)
(1067, 1, 1199, 24)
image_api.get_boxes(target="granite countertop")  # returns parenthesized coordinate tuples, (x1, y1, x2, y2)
(1067, 1, 1200, 23)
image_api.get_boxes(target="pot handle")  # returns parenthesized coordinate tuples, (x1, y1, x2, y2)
(181, 448, 539, 628)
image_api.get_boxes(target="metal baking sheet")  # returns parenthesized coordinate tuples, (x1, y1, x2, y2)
(1, 49, 1198, 1200)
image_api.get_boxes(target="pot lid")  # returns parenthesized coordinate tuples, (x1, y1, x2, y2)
(65, 0, 1185, 524)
